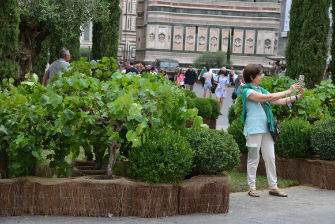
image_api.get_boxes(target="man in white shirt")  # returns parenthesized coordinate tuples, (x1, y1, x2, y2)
(42, 48, 70, 86)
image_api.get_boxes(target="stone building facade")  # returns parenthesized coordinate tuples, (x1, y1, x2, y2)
(136, 0, 282, 68)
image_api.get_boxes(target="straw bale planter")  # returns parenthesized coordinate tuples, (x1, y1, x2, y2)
(0, 174, 230, 218)
(186, 119, 217, 129)
(236, 153, 335, 190)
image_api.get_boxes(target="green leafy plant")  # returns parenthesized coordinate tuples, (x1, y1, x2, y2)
(184, 129, 241, 174)
(227, 116, 247, 155)
(274, 118, 313, 158)
(193, 50, 230, 70)
(128, 129, 194, 184)
(207, 98, 220, 119)
(184, 89, 197, 98)
(0, 58, 200, 179)
(193, 98, 212, 120)
(311, 118, 335, 160)
(228, 103, 239, 125)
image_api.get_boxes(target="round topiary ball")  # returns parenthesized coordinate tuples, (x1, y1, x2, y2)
(184, 129, 241, 174)
(128, 128, 194, 184)
(227, 116, 247, 154)
(311, 118, 335, 160)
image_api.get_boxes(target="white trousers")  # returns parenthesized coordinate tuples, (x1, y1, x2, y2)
(246, 132, 277, 190)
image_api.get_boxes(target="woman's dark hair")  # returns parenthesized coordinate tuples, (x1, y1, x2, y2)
(206, 66, 210, 71)
(243, 64, 262, 83)
(218, 69, 226, 76)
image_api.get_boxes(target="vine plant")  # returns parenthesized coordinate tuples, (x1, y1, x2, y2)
(0, 58, 201, 179)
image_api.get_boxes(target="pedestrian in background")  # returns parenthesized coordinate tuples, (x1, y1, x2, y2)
(229, 66, 236, 86)
(177, 68, 185, 88)
(200, 66, 206, 87)
(126, 61, 138, 74)
(203, 67, 213, 98)
(214, 70, 229, 115)
(184, 65, 197, 91)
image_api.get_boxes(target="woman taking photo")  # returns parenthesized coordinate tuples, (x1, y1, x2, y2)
(214, 70, 229, 115)
(177, 68, 185, 89)
(240, 64, 305, 197)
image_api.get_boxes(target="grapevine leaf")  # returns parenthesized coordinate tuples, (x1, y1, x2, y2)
(63, 109, 75, 120)
(39, 95, 49, 106)
(49, 93, 63, 107)
(0, 125, 8, 135)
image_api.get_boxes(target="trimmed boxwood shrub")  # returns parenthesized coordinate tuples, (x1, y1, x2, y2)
(128, 129, 194, 184)
(274, 118, 313, 158)
(207, 98, 220, 119)
(184, 89, 197, 98)
(228, 104, 239, 125)
(193, 97, 212, 119)
(183, 129, 240, 174)
(311, 118, 335, 160)
(227, 116, 247, 154)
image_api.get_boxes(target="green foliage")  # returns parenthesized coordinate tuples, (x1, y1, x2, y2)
(193, 98, 212, 120)
(184, 129, 240, 174)
(49, 31, 81, 63)
(298, 0, 330, 88)
(128, 129, 194, 184)
(184, 89, 197, 98)
(80, 47, 90, 59)
(0, 58, 200, 177)
(228, 103, 239, 125)
(274, 118, 313, 158)
(92, 21, 102, 60)
(33, 37, 50, 82)
(285, 0, 305, 80)
(311, 118, 335, 160)
(227, 116, 247, 154)
(193, 51, 230, 70)
(0, 0, 19, 80)
(207, 98, 220, 119)
(101, 0, 121, 60)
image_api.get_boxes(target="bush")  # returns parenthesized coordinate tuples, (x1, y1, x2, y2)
(128, 129, 194, 184)
(193, 97, 212, 120)
(274, 118, 313, 158)
(80, 47, 90, 58)
(184, 89, 197, 98)
(227, 116, 247, 154)
(207, 98, 220, 119)
(311, 118, 335, 160)
(184, 129, 240, 174)
(228, 104, 239, 125)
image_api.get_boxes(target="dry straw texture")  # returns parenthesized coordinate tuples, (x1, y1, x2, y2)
(0, 174, 230, 217)
(237, 154, 335, 190)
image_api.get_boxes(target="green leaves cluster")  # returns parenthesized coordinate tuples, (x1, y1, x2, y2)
(186, 96, 220, 120)
(183, 129, 241, 174)
(0, 58, 199, 177)
(128, 129, 194, 184)
(311, 118, 335, 160)
(193, 51, 230, 70)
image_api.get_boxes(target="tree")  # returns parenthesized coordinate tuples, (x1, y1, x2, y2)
(285, 0, 305, 80)
(0, 0, 19, 82)
(227, 30, 231, 63)
(298, 0, 330, 88)
(92, 21, 103, 60)
(193, 51, 230, 70)
(331, 0, 335, 72)
(100, 0, 121, 59)
(13, 0, 109, 83)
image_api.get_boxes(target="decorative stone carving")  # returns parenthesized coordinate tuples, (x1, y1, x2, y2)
(187, 35, 194, 44)
(210, 36, 218, 46)
(264, 39, 271, 49)
(158, 33, 165, 43)
(174, 34, 182, 44)
(234, 38, 242, 47)
(199, 36, 206, 45)
(149, 33, 155, 42)
(246, 38, 253, 48)
(273, 33, 278, 53)
(222, 37, 229, 46)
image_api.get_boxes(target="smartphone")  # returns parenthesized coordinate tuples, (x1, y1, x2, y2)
(299, 75, 304, 86)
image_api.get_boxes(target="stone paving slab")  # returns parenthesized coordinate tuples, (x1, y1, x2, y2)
(1, 186, 335, 224)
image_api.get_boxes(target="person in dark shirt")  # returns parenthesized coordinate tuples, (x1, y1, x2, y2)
(184, 65, 197, 91)
(126, 61, 138, 74)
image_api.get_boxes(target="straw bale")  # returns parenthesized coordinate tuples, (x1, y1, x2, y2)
(236, 154, 335, 190)
(0, 174, 231, 217)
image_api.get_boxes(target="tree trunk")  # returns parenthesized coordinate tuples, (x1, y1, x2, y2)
(16, 22, 50, 84)
(0, 146, 9, 179)
(107, 139, 119, 178)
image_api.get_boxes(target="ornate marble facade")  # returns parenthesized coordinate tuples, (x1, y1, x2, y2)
(136, 0, 281, 67)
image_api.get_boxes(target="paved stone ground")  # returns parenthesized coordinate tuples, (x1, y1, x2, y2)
(2, 85, 335, 224)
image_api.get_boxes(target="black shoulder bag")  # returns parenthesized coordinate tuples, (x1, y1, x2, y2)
(260, 102, 281, 140)
(211, 75, 219, 93)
